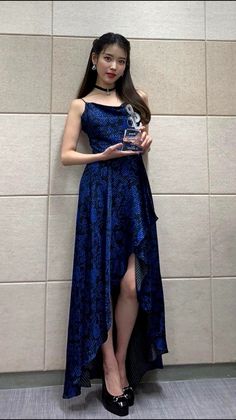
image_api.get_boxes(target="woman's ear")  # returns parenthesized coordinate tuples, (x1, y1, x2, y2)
(91, 52, 97, 65)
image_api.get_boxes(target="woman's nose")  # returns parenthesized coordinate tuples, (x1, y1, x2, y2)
(110, 60, 117, 69)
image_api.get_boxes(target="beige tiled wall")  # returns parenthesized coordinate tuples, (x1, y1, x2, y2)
(0, 1, 236, 373)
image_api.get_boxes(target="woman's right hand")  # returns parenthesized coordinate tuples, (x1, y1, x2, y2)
(101, 143, 141, 161)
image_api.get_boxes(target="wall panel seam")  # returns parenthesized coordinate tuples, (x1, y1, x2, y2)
(204, 0, 214, 364)
(44, 0, 54, 372)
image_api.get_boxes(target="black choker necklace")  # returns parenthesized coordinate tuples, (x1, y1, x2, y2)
(94, 85, 116, 96)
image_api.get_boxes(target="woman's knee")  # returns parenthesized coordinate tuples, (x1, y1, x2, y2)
(120, 253, 137, 299)
(120, 272, 137, 299)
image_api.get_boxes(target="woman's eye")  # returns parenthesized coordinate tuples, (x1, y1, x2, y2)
(104, 56, 111, 61)
(119, 60, 126, 65)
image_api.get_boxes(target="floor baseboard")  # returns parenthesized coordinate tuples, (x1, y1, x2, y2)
(0, 363, 236, 390)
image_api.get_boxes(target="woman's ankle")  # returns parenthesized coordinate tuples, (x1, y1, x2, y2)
(115, 355, 129, 388)
(102, 364, 123, 396)
(103, 356, 119, 374)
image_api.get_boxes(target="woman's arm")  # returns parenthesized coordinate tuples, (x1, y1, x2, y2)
(137, 90, 152, 153)
(60, 99, 105, 166)
(137, 89, 149, 132)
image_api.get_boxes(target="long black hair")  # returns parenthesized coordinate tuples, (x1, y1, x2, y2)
(77, 32, 151, 124)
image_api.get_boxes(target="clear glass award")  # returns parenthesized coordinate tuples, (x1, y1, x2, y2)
(122, 104, 142, 151)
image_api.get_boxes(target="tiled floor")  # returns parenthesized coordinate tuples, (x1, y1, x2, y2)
(0, 378, 236, 419)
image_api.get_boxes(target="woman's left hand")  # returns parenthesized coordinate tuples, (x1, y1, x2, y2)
(139, 125, 152, 153)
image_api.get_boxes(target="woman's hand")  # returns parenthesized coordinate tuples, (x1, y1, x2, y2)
(139, 125, 152, 153)
(101, 143, 141, 161)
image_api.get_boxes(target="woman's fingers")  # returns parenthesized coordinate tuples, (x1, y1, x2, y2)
(110, 143, 123, 150)
(106, 143, 123, 154)
(103, 142, 141, 158)
(139, 125, 145, 131)
(141, 137, 152, 153)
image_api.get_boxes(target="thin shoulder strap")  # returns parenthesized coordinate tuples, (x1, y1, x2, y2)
(81, 98, 87, 103)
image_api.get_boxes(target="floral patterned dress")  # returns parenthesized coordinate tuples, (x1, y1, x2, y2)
(63, 101, 168, 399)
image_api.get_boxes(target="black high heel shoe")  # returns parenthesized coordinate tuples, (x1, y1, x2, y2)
(102, 378, 129, 417)
(123, 385, 135, 406)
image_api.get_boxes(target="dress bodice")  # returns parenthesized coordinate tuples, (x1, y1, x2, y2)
(81, 102, 130, 153)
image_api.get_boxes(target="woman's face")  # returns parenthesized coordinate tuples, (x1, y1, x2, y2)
(92, 43, 127, 87)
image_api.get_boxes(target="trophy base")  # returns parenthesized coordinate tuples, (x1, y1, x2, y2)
(122, 128, 142, 152)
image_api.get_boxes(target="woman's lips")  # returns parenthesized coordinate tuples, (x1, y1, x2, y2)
(106, 73, 116, 78)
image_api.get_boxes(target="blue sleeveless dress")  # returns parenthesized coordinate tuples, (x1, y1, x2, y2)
(63, 101, 168, 399)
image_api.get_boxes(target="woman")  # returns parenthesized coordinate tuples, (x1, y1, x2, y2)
(61, 32, 168, 416)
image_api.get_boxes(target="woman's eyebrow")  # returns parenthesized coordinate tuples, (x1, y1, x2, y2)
(103, 52, 126, 60)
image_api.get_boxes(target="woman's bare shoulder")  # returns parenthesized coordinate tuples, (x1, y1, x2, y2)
(68, 98, 85, 116)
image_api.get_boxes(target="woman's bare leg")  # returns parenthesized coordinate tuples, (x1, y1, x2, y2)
(115, 253, 139, 388)
(101, 321, 123, 396)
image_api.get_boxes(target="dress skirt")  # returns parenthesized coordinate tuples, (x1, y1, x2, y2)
(63, 154, 168, 399)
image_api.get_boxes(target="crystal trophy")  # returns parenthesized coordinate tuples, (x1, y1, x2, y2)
(122, 104, 142, 151)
